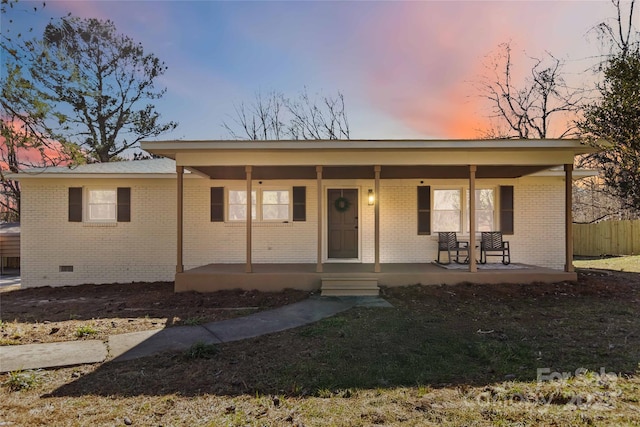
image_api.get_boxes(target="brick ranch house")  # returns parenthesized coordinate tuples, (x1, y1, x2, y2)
(14, 139, 596, 295)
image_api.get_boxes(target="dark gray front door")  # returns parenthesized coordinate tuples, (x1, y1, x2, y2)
(328, 189, 358, 259)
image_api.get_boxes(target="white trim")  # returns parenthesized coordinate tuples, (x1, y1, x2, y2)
(142, 138, 593, 152)
(431, 186, 497, 235)
(225, 186, 293, 223)
(84, 187, 118, 224)
(227, 188, 257, 222)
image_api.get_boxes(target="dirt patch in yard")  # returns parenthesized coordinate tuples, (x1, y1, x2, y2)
(1, 269, 638, 347)
(386, 268, 639, 303)
(0, 282, 310, 345)
(1, 269, 639, 426)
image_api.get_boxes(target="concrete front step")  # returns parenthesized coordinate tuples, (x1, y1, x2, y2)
(321, 277, 379, 296)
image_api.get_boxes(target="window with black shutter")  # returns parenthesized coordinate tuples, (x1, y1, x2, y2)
(292, 186, 306, 221)
(117, 187, 131, 222)
(210, 187, 224, 222)
(500, 185, 514, 235)
(417, 186, 431, 235)
(68, 187, 83, 222)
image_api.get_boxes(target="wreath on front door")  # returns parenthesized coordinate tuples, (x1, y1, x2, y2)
(334, 196, 351, 212)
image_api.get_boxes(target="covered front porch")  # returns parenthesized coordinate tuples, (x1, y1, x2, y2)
(140, 139, 597, 294)
(175, 262, 577, 294)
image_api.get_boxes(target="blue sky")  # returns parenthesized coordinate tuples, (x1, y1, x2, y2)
(3, 0, 636, 140)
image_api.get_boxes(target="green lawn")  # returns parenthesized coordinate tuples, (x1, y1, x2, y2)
(574, 254, 640, 273)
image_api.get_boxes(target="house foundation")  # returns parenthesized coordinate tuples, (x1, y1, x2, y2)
(175, 263, 577, 293)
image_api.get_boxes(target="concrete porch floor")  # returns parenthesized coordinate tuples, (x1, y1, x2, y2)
(175, 262, 577, 293)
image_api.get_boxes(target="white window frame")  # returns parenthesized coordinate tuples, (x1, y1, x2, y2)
(226, 187, 292, 222)
(228, 189, 257, 221)
(465, 188, 495, 233)
(432, 187, 496, 235)
(85, 188, 117, 223)
(432, 188, 462, 233)
(260, 189, 291, 221)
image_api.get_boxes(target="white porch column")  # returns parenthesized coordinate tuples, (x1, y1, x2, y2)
(565, 163, 574, 272)
(176, 165, 184, 273)
(316, 166, 323, 273)
(374, 165, 381, 273)
(245, 165, 252, 273)
(468, 165, 477, 273)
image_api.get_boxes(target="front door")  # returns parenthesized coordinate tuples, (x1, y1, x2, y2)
(328, 189, 358, 259)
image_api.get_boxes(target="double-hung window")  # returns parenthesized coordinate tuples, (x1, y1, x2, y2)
(432, 188, 495, 234)
(68, 187, 131, 223)
(211, 186, 305, 223)
(432, 189, 462, 232)
(467, 189, 495, 232)
(261, 190, 290, 221)
(228, 190, 257, 221)
(227, 189, 290, 222)
(87, 190, 117, 222)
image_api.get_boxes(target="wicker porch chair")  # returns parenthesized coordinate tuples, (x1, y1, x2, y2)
(480, 231, 510, 265)
(437, 232, 470, 264)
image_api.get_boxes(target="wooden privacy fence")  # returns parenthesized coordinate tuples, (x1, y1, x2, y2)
(574, 220, 640, 256)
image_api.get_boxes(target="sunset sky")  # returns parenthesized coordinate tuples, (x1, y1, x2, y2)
(3, 1, 636, 140)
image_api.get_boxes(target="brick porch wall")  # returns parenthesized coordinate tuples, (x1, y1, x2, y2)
(20, 175, 566, 288)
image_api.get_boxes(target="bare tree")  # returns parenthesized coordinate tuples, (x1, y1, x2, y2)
(0, 110, 69, 221)
(224, 91, 287, 140)
(577, 0, 640, 220)
(591, 0, 639, 58)
(223, 88, 349, 140)
(476, 43, 621, 222)
(477, 42, 584, 139)
(572, 170, 638, 223)
(287, 90, 350, 140)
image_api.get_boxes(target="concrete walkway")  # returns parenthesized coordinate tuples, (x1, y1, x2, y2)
(0, 296, 392, 372)
(0, 273, 20, 289)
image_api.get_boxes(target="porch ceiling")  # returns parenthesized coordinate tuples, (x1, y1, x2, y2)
(188, 164, 554, 180)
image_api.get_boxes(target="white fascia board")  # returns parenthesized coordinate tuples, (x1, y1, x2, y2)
(141, 138, 597, 156)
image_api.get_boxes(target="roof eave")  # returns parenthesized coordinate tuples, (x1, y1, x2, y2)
(6, 172, 195, 180)
(141, 138, 599, 158)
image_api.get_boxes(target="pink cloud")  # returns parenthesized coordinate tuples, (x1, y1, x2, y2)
(0, 118, 70, 168)
(317, 1, 607, 138)
(345, 2, 532, 138)
(38, 1, 615, 140)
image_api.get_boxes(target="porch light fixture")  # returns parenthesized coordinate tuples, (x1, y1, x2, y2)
(368, 189, 375, 206)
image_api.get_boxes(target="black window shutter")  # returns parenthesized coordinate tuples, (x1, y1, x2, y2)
(68, 187, 83, 222)
(417, 186, 431, 235)
(292, 186, 306, 221)
(500, 185, 514, 235)
(117, 187, 131, 222)
(210, 187, 224, 222)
